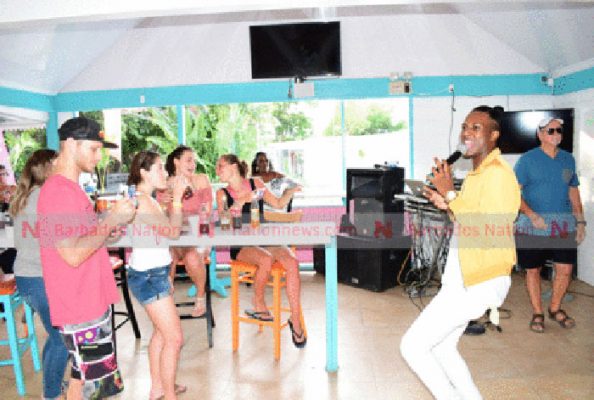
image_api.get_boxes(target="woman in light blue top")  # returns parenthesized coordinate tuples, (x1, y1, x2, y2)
(10, 149, 68, 400)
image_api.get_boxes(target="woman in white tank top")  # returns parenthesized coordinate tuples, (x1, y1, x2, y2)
(127, 150, 189, 400)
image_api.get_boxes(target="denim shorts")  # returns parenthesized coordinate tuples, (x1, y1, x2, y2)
(127, 265, 171, 306)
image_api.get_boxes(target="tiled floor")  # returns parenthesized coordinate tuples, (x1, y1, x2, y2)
(1, 271, 593, 399)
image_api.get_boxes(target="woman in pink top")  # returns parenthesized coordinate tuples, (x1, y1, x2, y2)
(160, 146, 212, 317)
(215, 154, 306, 348)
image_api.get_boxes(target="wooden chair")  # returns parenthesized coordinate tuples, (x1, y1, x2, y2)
(171, 256, 215, 348)
(231, 210, 306, 360)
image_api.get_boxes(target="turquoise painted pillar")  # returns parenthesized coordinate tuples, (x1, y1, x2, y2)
(46, 112, 59, 150)
(325, 236, 338, 372)
(176, 105, 186, 145)
(408, 97, 414, 178)
(340, 101, 347, 206)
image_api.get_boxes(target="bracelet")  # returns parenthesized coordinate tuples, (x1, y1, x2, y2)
(172, 201, 183, 209)
(576, 220, 587, 226)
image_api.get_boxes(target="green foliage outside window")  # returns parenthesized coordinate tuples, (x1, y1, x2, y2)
(121, 104, 265, 180)
(3, 128, 45, 177)
(271, 102, 313, 142)
(323, 104, 406, 136)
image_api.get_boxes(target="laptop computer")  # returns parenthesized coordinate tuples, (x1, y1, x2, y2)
(404, 179, 426, 197)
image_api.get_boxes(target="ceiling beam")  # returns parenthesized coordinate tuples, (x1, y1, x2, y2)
(0, 0, 570, 27)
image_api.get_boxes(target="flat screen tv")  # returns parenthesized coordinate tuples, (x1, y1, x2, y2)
(250, 21, 341, 79)
(498, 108, 574, 153)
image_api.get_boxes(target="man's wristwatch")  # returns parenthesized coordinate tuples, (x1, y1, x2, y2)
(576, 220, 587, 227)
(445, 190, 457, 203)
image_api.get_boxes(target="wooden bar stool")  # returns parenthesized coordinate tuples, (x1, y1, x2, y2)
(0, 279, 41, 396)
(230, 210, 306, 360)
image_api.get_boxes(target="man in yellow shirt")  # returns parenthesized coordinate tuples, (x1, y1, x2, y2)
(401, 106, 520, 399)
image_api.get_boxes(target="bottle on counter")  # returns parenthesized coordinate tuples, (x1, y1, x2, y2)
(250, 192, 260, 229)
(220, 194, 231, 231)
(231, 207, 242, 230)
(199, 203, 209, 236)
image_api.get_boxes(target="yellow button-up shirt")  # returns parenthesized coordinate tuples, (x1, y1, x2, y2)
(448, 148, 521, 287)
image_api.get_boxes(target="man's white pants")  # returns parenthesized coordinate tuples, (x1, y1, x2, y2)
(400, 240, 511, 400)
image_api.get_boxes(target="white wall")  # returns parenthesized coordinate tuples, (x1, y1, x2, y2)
(553, 88, 594, 285)
(413, 93, 592, 285)
(411, 95, 553, 179)
(62, 13, 542, 92)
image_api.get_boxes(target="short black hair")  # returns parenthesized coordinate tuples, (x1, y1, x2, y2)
(251, 151, 274, 175)
(471, 105, 503, 131)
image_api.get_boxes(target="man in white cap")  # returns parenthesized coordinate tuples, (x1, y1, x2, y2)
(514, 117, 586, 333)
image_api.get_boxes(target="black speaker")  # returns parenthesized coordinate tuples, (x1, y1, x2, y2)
(336, 235, 411, 292)
(346, 168, 405, 238)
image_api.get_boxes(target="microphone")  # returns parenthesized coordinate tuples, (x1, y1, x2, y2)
(446, 144, 467, 165)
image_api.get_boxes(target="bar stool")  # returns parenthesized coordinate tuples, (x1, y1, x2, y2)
(0, 279, 41, 396)
(110, 249, 141, 339)
(230, 210, 306, 360)
(171, 257, 215, 348)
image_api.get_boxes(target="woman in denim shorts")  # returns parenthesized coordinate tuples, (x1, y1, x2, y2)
(127, 151, 190, 400)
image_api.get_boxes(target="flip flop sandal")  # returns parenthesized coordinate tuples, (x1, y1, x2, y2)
(548, 308, 575, 329)
(529, 313, 545, 333)
(288, 319, 307, 348)
(245, 309, 274, 321)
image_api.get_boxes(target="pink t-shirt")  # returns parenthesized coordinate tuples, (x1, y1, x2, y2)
(182, 187, 212, 214)
(38, 174, 119, 326)
(155, 187, 212, 215)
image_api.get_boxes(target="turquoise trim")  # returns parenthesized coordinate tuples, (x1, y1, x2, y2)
(325, 237, 338, 372)
(0, 86, 53, 112)
(410, 74, 549, 97)
(176, 105, 185, 144)
(554, 66, 594, 95)
(53, 81, 292, 111)
(408, 97, 414, 178)
(1, 72, 590, 114)
(340, 101, 346, 206)
(49, 73, 551, 112)
(46, 112, 59, 150)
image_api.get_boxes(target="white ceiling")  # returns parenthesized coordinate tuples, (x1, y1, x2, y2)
(0, 0, 593, 96)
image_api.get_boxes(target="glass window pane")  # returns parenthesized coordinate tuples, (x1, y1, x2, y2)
(343, 98, 409, 172)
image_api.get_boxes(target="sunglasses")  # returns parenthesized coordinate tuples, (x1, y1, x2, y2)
(544, 127, 563, 135)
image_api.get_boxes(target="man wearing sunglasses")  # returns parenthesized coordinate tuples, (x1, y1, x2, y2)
(514, 117, 586, 333)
